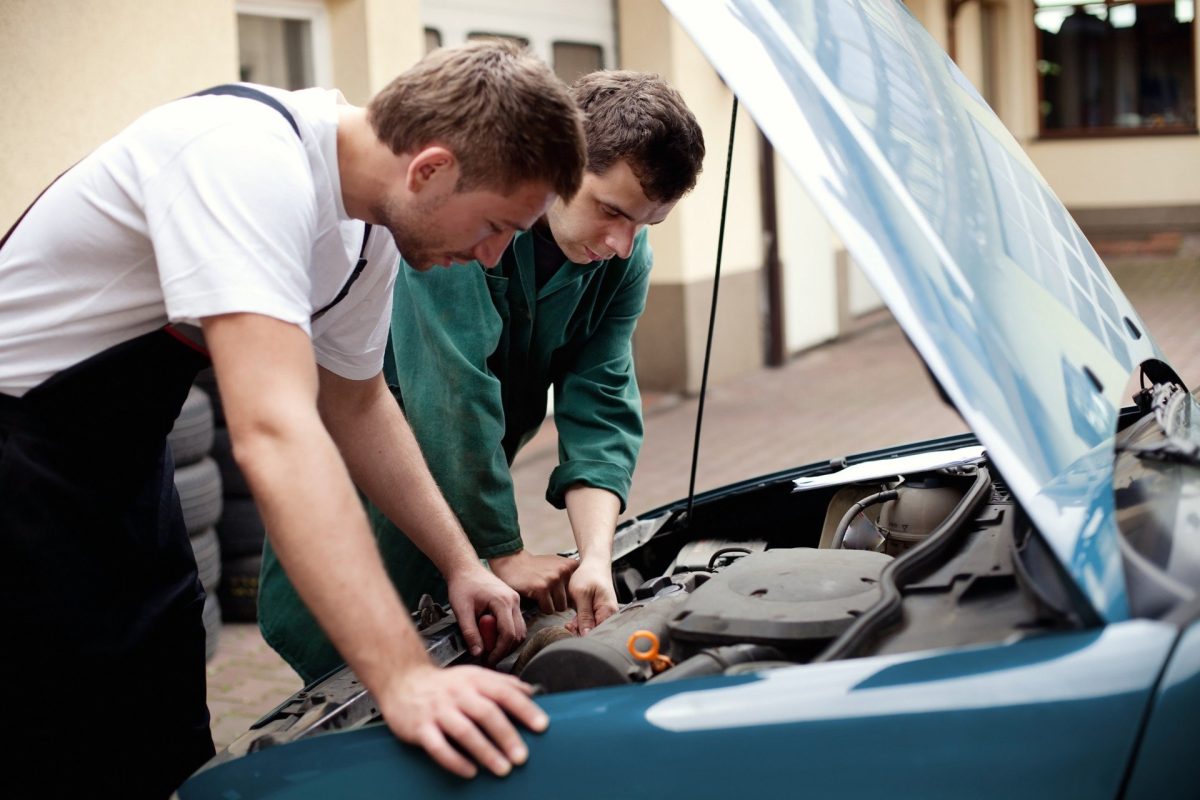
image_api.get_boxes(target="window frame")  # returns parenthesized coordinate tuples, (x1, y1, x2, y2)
(237, 0, 333, 89)
(1032, 0, 1198, 139)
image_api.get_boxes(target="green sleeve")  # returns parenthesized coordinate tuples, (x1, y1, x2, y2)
(386, 261, 524, 558)
(546, 232, 652, 512)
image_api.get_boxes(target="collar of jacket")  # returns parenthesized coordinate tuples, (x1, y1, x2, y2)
(504, 231, 609, 310)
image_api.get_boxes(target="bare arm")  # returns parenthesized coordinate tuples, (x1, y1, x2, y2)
(563, 485, 621, 634)
(315, 366, 526, 657)
(202, 313, 543, 778)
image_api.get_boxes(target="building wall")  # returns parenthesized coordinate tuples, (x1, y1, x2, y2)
(329, 0, 423, 104)
(0, 0, 239, 229)
(0, 0, 425, 231)
(618, 0, 765, 394)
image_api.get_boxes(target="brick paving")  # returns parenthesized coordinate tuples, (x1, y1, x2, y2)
(203, 234, 1200, 750)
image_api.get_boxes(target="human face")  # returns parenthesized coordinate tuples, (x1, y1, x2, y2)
(379, 179, 556, 271)
(545, 159, 678, 264)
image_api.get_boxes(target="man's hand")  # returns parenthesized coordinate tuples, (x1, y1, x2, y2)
(562, 485, 621, 636)
(380, 663, 548, 779)
(489, 549, 579, 614)
(445, 564, 527, 664)
(566, 557, 618, 636)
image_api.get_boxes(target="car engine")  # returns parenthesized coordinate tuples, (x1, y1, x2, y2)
(214, 456, 1084, 760)
(514, 547, 892, 691)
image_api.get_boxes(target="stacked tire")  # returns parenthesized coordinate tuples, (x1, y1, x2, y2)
(194, 368, 266, 623)
(168, 386, 222, 661)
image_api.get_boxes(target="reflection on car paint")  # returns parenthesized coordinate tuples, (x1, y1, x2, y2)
(644, 619, 1172, 731)
(662, 0, 1167, 619)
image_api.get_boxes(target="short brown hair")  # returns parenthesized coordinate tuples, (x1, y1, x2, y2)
(572, 71, 705, 203)
(368, 41, 585, 201)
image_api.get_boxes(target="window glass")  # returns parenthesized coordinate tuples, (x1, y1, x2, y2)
(553, 41, 604, 84)
(237, 13, 315, 90)
(1034, 0, 1196, 135)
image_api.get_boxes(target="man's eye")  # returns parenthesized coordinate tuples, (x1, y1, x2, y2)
(601, 205, 619, 217)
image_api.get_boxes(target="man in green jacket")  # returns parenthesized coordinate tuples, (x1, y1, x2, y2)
(260, 71, 705, 682)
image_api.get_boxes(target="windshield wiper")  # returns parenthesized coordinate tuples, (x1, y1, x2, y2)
(1119, 438, 1200, 466)
(1119, 382, 1200, 466)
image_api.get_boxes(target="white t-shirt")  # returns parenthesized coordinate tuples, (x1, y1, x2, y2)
(0, 84, 399, 397)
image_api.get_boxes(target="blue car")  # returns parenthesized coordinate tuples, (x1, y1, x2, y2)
(179, 1, 1200, 797)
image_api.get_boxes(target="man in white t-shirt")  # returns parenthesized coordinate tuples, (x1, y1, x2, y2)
(0, 42, 584, 797)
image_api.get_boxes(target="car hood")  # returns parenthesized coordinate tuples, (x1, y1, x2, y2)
(663, 0, 1172, 620)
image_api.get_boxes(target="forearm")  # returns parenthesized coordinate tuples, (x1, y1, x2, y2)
(318, 370, 480, 578)
(561, 485, 621, 633)
(564, 485, 620, 563)
(234, 409, 429, 687)
(204, 314, 430, 700)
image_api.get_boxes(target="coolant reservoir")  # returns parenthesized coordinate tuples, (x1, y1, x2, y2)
(876, 478, 965, 553)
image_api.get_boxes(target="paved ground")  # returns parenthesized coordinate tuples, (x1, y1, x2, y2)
(204, 234, 1200, 750)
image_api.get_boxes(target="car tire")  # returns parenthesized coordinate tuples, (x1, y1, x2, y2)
(218, 553, 262, 623)
(189, 527, 222, 594)
(167, 386, 214, 468)
(218, 497, 266, 559)
(194, 367, 224, 426)
(202, 592, 222, 662)
(175, 457, 223, 535)
(210, 427, 252, 498)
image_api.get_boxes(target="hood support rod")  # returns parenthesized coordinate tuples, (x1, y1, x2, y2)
(685, 96, 739, 526)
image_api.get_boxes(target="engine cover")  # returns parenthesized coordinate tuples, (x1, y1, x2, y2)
(668, 548, 892, 647)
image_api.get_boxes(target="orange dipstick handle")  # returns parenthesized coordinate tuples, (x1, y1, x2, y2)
(627, 630, 674, 673)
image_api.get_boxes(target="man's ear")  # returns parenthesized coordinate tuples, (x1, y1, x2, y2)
(406, 146, 458, 193)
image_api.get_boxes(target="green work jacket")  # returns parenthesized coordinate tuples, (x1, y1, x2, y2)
(259, 229, 651, 682)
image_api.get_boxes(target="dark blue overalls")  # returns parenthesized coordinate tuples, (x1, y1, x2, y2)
(0, 86, 350, 799)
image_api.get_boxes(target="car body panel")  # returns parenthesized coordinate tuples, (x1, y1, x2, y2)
(1123, 618, 1200, 798)
(660, 0, 1174, 621)
(179, 620, 1175, 798)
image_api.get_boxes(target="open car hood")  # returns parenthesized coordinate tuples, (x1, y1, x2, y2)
(663, 0, 1173, 620)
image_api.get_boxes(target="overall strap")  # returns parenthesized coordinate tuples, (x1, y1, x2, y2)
(190, 84, 301, 138)
(312, 224, 374, 321)
(196, 84, 371, 322)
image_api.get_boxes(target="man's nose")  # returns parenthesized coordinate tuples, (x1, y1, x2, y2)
(605, 223, 637, 260)
(474, 230, 513, 268)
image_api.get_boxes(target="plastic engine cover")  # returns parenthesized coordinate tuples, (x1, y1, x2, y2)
(668, 548, 892, 647)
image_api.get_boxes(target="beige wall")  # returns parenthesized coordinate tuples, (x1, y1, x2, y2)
(617, 7, 762, 285)
(0, 0, 424, 230)
(0, 1, 239, 229)
(777, 159, 839, 354)
(1031, 135, 1200, 209)
(618, 0, 765, 392)
(329, 0, 423, 104)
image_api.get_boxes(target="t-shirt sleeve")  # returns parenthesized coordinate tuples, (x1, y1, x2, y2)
(141, 116, 317, 332)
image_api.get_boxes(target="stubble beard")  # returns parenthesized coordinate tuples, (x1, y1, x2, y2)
(374, 195, 439, 271)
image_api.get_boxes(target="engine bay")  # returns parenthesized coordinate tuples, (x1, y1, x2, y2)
(501, 456, 1082, 693)
(213, 447, 1087, 762)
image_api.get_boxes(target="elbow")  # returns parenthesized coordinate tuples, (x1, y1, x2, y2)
(225, 405, 319, 491)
